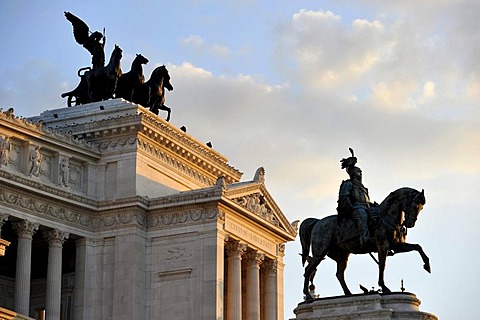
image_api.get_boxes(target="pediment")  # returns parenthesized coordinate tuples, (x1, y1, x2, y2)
(224, 168, 298, 238)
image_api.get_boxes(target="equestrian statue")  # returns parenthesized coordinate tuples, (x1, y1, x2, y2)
(300, 149, 431, 302)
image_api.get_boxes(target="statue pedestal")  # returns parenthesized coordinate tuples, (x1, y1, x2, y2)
(292, 292, 437, 320)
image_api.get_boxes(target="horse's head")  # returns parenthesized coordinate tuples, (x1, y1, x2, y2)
(404, 189, 425, 228)
(113, 45, 123, 60)
(159, 65, 173, 91)
(135, 54, 149, 65)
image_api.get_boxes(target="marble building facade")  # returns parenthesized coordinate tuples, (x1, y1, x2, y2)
(0, 100, 297, 320)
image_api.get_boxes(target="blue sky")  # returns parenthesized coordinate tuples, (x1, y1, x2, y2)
(1, 1, 479, 319)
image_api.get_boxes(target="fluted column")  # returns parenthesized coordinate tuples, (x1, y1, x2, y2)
(13, 219, 39, 316)
(225, 239, 246, 320)
(244, 250, 264, 320)
(262, 259, 277, 320)
(44, 229, 69, 320)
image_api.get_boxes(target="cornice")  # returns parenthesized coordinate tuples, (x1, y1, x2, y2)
(139, 112, 242, 183)
(0, 108, 98, 153)
(137, 138, 215, 187)
(0, 170, 98, 208)
(148, 184, 224, 208)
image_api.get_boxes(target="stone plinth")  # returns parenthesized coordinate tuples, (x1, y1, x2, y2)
(292, 292, 437, 320)
(0, 238, 10, 256)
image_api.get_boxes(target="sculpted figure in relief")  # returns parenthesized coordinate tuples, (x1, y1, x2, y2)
(0, 136, 11, 167)
(59, 158, 70, 187)
(28, 146, 42, 177)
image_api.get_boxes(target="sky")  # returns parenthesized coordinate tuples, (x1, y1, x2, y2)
(0, 1, 479, 319)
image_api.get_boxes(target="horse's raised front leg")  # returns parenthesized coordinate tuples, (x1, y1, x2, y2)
(390, 242, 431, 273)
(159, 104, 171, 122)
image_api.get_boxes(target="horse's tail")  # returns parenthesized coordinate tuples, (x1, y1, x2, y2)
(299, 218, 319, 266)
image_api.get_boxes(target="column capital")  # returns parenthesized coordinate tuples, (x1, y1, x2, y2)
(13, 220, 39, 239)
(0, 213, 8, 224)
(244, 249, 265, 265)
(43, 229, 69, 247)
(262, 259, 278, 274)
(0, 213, 8, 236)
(225, 239, 247, 258)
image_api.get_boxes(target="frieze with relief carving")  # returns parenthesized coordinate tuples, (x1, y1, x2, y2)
(0, 188, 93, 228)
(148, 208, 221, 230)
(98, 137, 138, 153)
(233, 193, 279, 226)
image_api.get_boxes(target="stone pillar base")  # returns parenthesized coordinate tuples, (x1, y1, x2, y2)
(292, 292, 437, 320)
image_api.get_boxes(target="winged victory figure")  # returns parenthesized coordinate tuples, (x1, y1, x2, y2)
(64, 11, 106, 69)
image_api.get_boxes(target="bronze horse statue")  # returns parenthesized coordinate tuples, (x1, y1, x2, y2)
(115, 53, 149, 101)
(61, 45, 123, 107)
(133, 65, 173, 121)
(300, 187, 430, 302)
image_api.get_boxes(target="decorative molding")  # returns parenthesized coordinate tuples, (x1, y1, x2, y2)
(148, 186, 223, 207)
(0, 185, 95, 229)
(138, 138, 215, 187)
(0, 170, 98, 207)
(97, 137, 138, 153)
(148, 208, 220, 229)
(0, 108, 97, 152)
(94, 207, 147, 230)
(139, 112, 242, 179)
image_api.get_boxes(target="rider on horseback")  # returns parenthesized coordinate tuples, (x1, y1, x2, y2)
(337, 148, 373, 246)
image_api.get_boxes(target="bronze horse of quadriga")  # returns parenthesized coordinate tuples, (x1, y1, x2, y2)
(300, 187, 430, 302)
(61, 45, 123, 107)
(115, 53, 149, 101)
(133, 65, 173, 121)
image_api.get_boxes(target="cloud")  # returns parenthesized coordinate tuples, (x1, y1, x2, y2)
(181, 35, 231, 59)
(275, 6, 480, 118)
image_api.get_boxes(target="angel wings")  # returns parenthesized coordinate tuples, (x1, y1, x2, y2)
(64, 11, 106, 69)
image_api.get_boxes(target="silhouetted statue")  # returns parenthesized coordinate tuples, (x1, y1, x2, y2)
(299, 150, 430, 302)
(133, 65, 173, 121)
(64, 12, 106, 69)
(116, 54, 149, 101)
(337, 148, 373, 245)
(62, 45, 123, 106)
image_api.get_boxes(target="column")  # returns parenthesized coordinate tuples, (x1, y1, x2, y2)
(276, 244, 286, 320)
(262, 259, 277, 320)
(225, 240, 246, 320)
(44, 229, 69, 320)
(73, 238, 94, 320)
(244, 250, 264, 320)
(12, 219, 39, 316)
